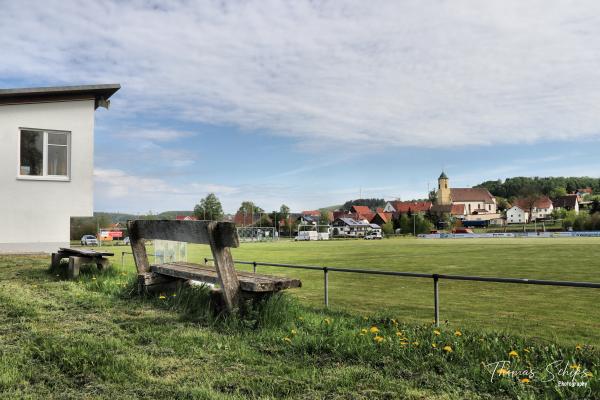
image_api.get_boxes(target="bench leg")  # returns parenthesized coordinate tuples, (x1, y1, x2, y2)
(51, 253, 63, 269)
(68, 256, 81, 279)
(96, 258, 109, 271)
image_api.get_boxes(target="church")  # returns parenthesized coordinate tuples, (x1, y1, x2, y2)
(431, 172, 498, 218)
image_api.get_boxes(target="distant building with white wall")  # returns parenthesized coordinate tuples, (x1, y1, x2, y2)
(506, 206, 529, 224)
(0, 84, 120, 253)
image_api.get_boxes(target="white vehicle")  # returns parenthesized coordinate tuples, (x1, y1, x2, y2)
(80, 235, 99, 246)
(364, 231, 383, 240)
(295, 231, 318, 241)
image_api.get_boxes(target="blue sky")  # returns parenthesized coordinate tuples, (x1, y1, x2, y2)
(2, 1, 600, 213)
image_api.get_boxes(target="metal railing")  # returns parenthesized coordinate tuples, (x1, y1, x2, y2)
(203, 257, 600, 327)
(119, 251, 600, 327)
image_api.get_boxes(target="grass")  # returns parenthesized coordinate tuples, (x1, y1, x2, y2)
(111, 236, 600, 345)
(0, 238, 598, 398)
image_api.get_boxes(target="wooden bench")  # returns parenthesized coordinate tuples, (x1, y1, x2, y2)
(51, 248, 114, 279)
(127, 219, 301, 312)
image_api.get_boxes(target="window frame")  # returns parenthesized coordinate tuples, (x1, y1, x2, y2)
(17, 127, 71, 181)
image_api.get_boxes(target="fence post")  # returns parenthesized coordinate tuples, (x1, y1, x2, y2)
(253, 261, 257, 274)
(433, 274, 440, 327)
(324, 267, 329, 307)
(121, 251, 125, 271)
(204, 257, 208, 265)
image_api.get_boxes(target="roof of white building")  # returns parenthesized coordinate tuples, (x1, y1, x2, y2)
(0, 84, 120, 109)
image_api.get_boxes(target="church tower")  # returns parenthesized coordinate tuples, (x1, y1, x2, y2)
(437, 171, 452, 205)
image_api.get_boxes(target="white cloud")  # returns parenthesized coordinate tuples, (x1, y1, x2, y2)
(115, 129, 195, 142)
(2, 1, 600, 150)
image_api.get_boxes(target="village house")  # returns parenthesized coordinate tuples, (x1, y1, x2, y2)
(331, 217, 371, 237)
(0, 84, 120, 253)
(506, 205, 529, 224)
(512, 196, 553, 221)
(383, 200, 432, 214)
(553, 194, 580, 214)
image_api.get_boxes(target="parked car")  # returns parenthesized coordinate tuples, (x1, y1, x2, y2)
(80, 235, 99, 246)
(364, 231, 383, 240)
(123, 236, 130, 245)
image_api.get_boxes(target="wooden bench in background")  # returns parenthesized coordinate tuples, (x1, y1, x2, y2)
(51, 248, 114, 279)
(127, 219, 301, 312)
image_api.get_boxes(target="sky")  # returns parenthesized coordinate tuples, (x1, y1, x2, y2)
(2, 0, 600, 214)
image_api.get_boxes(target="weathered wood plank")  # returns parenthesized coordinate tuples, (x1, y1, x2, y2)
(128, 221, 150, 274)
(207, 222, 241, 310)
(127, 220, 239, 248)
(151, 262, 302, 292)
(59, 248, 114, 257)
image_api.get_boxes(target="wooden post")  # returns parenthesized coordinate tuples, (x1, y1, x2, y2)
(96, 258, 109, 271)
(207, 222, 241, 312)
(127, 221, 150, 274)
(68, 256, 81, 279)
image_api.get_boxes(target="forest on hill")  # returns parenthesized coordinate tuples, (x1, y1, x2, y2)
(475, 176, 599, 199)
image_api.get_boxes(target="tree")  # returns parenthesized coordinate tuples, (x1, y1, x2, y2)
(519, 186, 542, 223)
(279, 204, 290, 217)
(194, 193, 224, 221)
(381, 220, 394, 235)
(238, 201, 264, 215)
(319, 210, 331, 225)
(495, 197, 511, 213)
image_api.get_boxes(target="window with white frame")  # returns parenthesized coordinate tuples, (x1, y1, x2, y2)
(19, 129, 70, 179)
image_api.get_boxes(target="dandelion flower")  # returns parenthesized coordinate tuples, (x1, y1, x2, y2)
(395, 331, 403, 337)
(283, 337, 292, 343)
(585, 372, 593, 378)
(497, 368, 509, 376)
(520, 378, 530, 383)
(454, 331, 462, 337)
(324, 318, 331, 325)
(569, 364, 581, 370)
(432, 343, 437, 348)
(575, 344, 582, 351)
(159, 295, 166, 300)
(291, 329, 297, 336)
(360, 328, 368, 335)
(443, 345, 453, 353)
(373, 336, 384, 344)
(433, 330, 441, 336)
(369, 326, 380, 334)
(413, 341, 420, 346)
(508, 350, 519, 358)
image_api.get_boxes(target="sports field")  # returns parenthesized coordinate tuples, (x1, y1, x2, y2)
(111, 237, 600, 345)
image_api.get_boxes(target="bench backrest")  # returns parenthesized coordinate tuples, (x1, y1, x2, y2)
(127, 219, 241, 311)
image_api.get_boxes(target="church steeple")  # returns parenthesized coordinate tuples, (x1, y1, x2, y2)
(437, 171, 451, 205)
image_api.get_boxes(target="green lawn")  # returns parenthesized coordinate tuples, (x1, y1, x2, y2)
(110, 237, 600, 346)
(0, 238, 598, 399)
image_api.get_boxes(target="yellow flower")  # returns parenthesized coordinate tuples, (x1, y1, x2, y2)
(454, 331, 462, 337)
(433, 330, 441, 336)
(390, 319, 398, 326)
(412, 341, 420, 346)
(291, 329, 297, 336)
(520, 378, 530, 383)
(508, 350, 519, 358)
(569, 364, 581, 370)
(432, 343, 437, 348)
(395, 331, 403, 337)
(373, 336, 384, 344)
(585, 372, 593, 378)
(172, 293, 177, 297)
(443, 345, 453, 353)
(323, 318, 331, 325)
(360, 328, 368, 335)
(497, 368, 510, 376)
(575, 344, 582, 351)
(369, 326, 380, 334)
(159, 295, 166, 300)
(399, 341, 408, 346)
(283, 337, 292, 343)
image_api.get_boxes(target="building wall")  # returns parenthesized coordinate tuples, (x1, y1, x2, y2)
(0, 100, 95, 252)
(507, 206, 528, 224)
(455, 201, 497, 214)
(437, 178, 451, 205)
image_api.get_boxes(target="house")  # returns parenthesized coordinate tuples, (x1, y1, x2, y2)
(575, 188, 593, 197)
(302, 210, 321, 217)
(553, 194, 580, 214)
(506, 206, 529, 224)
(513, 196, 553, 221)
(370, 211, 392, 226)
(176, 215, 198, 221)
(233, 211, 264, 226)
(331, 217, 371, 237)
(0, 84, 120, 253)
(383, 200, 432, 214)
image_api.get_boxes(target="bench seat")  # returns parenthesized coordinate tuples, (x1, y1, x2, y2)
(151, 262, 301, 292)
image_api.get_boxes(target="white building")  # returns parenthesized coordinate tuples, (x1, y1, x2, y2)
(513, 196, 554, 222)
(0, 84, 120, 253)
(506, 206, 529, 224)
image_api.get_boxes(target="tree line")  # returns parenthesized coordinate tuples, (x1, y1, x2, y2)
(475, 177, 599, 199)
